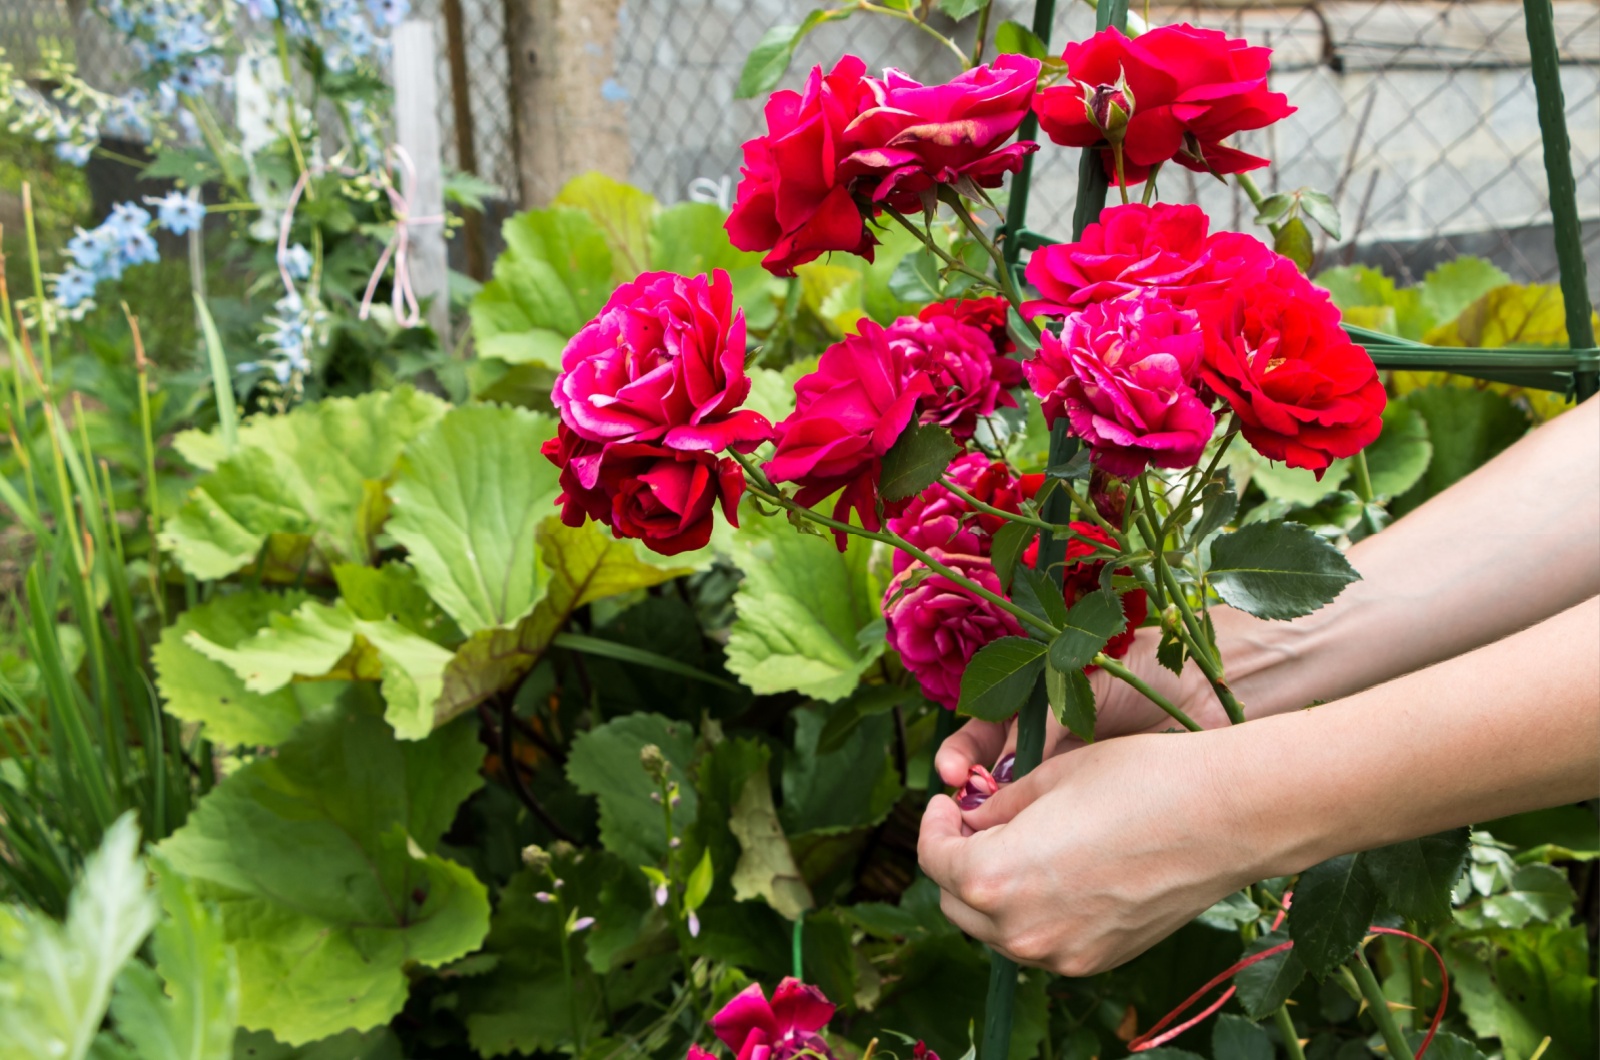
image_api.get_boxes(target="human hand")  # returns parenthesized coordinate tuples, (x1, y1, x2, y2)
(933, 625, 1229, 790)
(918, 729, 1257, 976)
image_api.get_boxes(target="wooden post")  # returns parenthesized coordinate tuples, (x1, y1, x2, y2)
(441, 0, 487, 281)
(503, 0, 632, 206)
(391, 20, 451, 348)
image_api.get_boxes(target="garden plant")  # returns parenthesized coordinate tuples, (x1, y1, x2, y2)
(0, 0, 1594, 1058)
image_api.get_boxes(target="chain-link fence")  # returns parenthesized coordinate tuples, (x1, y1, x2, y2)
(6, 0, 1596, 294)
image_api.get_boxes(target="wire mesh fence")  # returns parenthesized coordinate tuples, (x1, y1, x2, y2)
(4, 0, 1596, 294)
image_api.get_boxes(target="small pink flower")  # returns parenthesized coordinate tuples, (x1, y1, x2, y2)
(655, 883, 669, 907)
(841, 55, 1042, 212)
(570, 916, 595, 934)
(711, 978, 836, 1060)
(1024, 293, 1215, 477)
(883, 551, 1025, 710)
(688, 911, 701, 938)
(534, 892, 554, 903)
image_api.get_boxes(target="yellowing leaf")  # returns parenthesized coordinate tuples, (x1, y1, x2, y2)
(1422, 283, 1584, 349)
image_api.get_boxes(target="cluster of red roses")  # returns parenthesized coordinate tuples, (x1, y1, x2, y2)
(688, 977, 940, 1060)
(726, 24, 1293, 276)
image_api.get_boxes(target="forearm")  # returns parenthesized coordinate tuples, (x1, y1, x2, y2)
(1213, 596, 1600, 881)
(1219, 396, 1600, 718)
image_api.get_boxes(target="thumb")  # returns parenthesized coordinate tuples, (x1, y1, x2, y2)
(935, 717, 1012, 789)
(960, 754, 1065, 831)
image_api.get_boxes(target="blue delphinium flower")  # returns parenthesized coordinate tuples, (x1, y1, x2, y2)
(53, 202, 162, 308)
(281, 243, 313, 281)
(54, 267, 100, 310)
(366, 0, 409, 27)
(147, 191, 207, 236)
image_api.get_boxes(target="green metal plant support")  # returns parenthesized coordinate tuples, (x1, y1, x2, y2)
(975, 0, 1594, 1053)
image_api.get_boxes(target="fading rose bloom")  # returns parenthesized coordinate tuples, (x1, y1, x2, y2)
(711, 978, 836, 1060)
(1199, 258, 1385, 474)
(552, 270, 771, 454)
(726, 57, 880, 277)
(1023, 203, 1215, 317)
(765, 322, 935, 540)
(887, 316, 1018, 442)
(1024, 294, 1216, 477)
(886, 453, 1039, 573)
(884, 551, 1025, 710)
(841, 56, 1042, 212)
(912, 1042, 941, 1060)
(543, 426, 743, 555)
(1034, 25, 1293, 185)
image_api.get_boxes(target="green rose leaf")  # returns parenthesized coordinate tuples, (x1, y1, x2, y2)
(1360, 827, 1470, 925)
(879, 422, 962, 503)
(386, 405, 561, 634)
(1208, 521, 1360, 620)
(724, 506, 882, 702)
(158, 700, 489, 1044)
(1233, 929, 1306, 1019)
(107, 857, 239, 1060)
(1212, 1013, 1274, 1060)
(1404, 1031, 1491, 1060)
(958, 637, 1047, 722)
(735, 10, 850, 99)
(994, 20, 1049, 58)
(153, 589, 320, 747)
(566, 713, 697, 866)
(1273, 216, 1315, 275)
(1287, 852, 1379, 979)
(1010, 564, 1068, 632)
(1047, 662, 1095, 743)
(161, 388, 447, 579)
(0, 813, 157, 1060)
(990, 521, 1037, 592)
(1047, 589, 1124, 672)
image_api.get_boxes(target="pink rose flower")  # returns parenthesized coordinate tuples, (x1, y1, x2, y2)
(886, 453, 1037, 574)
(552, 269, 772, 453)
(886, 316, 1019, 442)
(918, 295, 1021, 366)
(711, 978, 836, 1060)
(1023, 203, 1216, 317)
(883, 551, 1025, 710)
(765, 321, 935, 540)
(726, 57, 880, 277)
(542, 426, 744, 555)
(1023, 294, 1216, 477)
(841, 56, 1042, 212)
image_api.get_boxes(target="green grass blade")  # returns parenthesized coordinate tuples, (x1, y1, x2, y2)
(194, 293, 239, 453)
(551, 632, 741, 691)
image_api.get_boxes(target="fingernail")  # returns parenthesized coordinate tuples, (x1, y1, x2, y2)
(992, 752, 1016, 785)
(956, 764, 1001, 810)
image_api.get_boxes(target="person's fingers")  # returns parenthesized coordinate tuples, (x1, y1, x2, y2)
(937, 886, 1002, 946)
(935, 718, 1010, 788)
(917, 794, 972, 891)
(961, 753, 1068, 830)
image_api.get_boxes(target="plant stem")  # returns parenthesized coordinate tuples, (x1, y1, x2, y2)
(939, 475, 1054, 531)
(944, 192, 1030, 320)
(1350, 948, 1414, 1060)
(883, 208, 997, 290)
(1050, 477, 1124, 542)
(732, 455, 1058, 638)
(1349, 449, 1375, 503)
(1274, 1004, 1307, 1060)
(1093, 655, 1204, 731)
(858, 2, 971, 67)
(970, 0, 996, 65)
(21, 184, 51, 380)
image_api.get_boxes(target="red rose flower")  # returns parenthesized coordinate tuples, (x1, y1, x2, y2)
(764, 321, 935, 540)
(841, 56, 1041, 212)
(883, 550, 1025, 710)
(1024, 293, 1216, 477)
(726, 57, 880, 277)
(551, 269, 771, 453)
(1033, 24, 1293, 185)
(919, 294, 1019, 360)
(887, 452, 1038, 573)
(542, 426, 743, 555)
(1198, 257, 1386, 474)
(886, 316, 1019, 442)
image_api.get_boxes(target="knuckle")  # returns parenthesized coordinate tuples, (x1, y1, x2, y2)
(959, 868, 1009, 912)
(1004, 929, 1054, 965)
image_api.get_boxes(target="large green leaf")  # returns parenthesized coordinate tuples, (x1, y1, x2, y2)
(386, 405, 560, 633)
(229, 1028, 402, 1060)
(158, 699, 489, 1045)
(1364, 401, 1432, 499)
(107, 858, 239, 1060)
(1287, 853, 1378, 979)
(161, 388, 447, 579)
(0, 813, 157, 1060)
(1212, 1013, 1273, 1060)
(724, 507, 883, 702)
(781, 701, 902, 836)
(1233, 929, 1306, 1018)
(1418, 257, 1510, 326)
(1208, 521, 1360, 620)
(553, 172, 657, 282)
(565, 712, 697, 866)
(153, 589, 321, 747)
(1450, 924, 1596, 1060)
(1361, 828, 1470, 924)
(435, 519, 690, 726)
(470, 207, 613, 367)
(1392, 387, 1529, 516)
